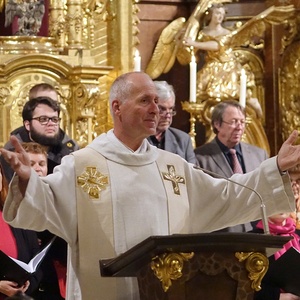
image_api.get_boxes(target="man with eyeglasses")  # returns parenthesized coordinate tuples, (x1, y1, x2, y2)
(147, 81, 198, 164)
(2, 96, 74, 300)
(194, 100, 268, 232)
(4, 94, 79, 179)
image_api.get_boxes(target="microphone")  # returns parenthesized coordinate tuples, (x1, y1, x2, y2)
(193, 165, 270, 234)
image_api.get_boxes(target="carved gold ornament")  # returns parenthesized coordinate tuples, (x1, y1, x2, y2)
(77, 166, 109, 199)
(162, 165, 186, 195)
(235, 251, 269, 291)
(151, 252, 194, 292)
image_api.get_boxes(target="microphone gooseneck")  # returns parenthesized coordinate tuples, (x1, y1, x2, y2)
(194, 165, 270, 234)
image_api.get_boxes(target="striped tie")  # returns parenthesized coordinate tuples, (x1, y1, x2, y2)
(229, 148, 243, 174)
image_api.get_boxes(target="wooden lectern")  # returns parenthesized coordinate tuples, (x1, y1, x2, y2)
(100, 233, 291, 300)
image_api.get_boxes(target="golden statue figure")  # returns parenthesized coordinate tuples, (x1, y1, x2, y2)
(4, 0, 45, 36)
(146, 1, 294, 152)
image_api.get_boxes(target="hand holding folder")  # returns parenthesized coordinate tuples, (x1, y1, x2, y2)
(0, 236, 56, 286)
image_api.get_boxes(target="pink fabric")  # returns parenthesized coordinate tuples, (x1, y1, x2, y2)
(229, 148, 243, 174)
(256, 217, 300, 260)
(0, 211, 18, 258)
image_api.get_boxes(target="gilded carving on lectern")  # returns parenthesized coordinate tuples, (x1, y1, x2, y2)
(236, 251, 269, 292)
(151, 252, 194, 292)
(146, 1, 295, 153)
(0, 0, 140, 147)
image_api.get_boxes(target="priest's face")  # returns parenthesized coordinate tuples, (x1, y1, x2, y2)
(215, 105, 245, 148)
(113, 73, 159, 143)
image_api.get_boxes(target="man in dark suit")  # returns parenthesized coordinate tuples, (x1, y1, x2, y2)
(148, 81, 198, 165)
(195, 100, 268, 232)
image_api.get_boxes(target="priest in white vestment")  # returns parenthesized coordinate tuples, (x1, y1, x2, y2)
(2, 72, 299, 300)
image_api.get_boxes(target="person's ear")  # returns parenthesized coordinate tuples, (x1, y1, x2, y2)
(112, 100, 121, 115)
(24, 120, 30, 131)
(214, 121, 221, 131)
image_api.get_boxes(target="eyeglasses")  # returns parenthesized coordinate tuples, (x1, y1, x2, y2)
(158, 106, 176, 116)
(31, 116, 61, 125)
(222, 119, 245, 127)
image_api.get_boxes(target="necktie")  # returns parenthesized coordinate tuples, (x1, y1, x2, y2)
(229, 148, 243, 174)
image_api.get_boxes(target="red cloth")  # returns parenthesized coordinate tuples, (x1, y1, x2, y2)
(256, 217, 300, 260)
(0, 211, 17, 258)
(53, 260, 67, 298)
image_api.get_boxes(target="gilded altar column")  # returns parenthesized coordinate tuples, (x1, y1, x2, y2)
(65, 0, 83, 48)
(49, 0, 66, 49)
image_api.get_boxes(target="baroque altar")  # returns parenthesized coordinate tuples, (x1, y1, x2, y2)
(0, 0, 140, 147)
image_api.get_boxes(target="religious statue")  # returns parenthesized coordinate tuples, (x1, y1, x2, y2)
(4, 0, 45, 36)
(146, 0, 294, 152)
(147, 0, 294, 106)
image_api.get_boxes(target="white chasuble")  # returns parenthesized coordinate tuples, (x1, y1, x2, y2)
(4, 130, 295, 300)
(73, 130, 190, 299)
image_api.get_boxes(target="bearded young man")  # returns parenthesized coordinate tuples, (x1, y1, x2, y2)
(3, 96, 78, 179)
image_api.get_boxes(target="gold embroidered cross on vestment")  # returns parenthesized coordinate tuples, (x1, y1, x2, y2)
(162, 165, 186, 195)
(77, 166, 109, 199)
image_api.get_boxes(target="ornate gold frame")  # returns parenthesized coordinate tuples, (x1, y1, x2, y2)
(0, 0, 140, 147)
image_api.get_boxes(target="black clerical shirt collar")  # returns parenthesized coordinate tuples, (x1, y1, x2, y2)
(149, 132, 165, 149)
(216, 137, 242, 155)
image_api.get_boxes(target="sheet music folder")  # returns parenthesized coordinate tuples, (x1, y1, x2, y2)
(0, 236, 56, 286)
(100, 232, 291, 277)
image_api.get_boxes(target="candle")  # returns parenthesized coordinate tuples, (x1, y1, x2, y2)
(239, 69, 247, 107)
(189, 50, 197, 103)
(133, 49, 141, 72)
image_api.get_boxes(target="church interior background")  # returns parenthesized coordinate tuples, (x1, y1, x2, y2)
(0, 0, 299, 158)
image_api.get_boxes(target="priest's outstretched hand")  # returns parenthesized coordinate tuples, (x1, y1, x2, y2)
(0, 135, 31, 196)
(277, 130, 300, 173)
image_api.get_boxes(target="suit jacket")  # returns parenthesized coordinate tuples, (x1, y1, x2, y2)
(148, 127, 198, 165)
(194, 137, 268, 232)
(195, 138, 268, 177)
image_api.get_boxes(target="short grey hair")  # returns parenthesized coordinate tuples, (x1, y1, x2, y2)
(154, 81, 175, 103)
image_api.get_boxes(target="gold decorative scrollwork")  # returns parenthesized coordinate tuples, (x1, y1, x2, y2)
(77, 166, 109, 199)
(235, 251, 269, 291)
(151, 252, 194, 292)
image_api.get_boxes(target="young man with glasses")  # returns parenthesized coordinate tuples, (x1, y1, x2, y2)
(3, 85, 78, 300)
(4, 95, 79, 178)
(2, 98, 72, 300)
(147, 81, 198, 164)
(194, 100, 268, 232)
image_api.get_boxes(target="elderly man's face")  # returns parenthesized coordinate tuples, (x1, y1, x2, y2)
(156, 97, 175, 134)
(214, 106, 245, 148)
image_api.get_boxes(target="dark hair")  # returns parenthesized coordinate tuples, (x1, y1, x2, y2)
(29, 83, 57, 100)
(211, 100, 245, 134)
(0, 164, 9, 211)
(22, 97, 60, 122)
